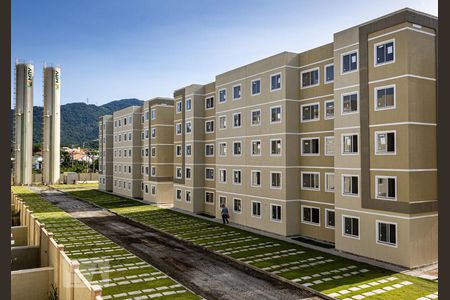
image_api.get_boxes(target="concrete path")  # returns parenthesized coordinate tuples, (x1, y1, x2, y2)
(31, 186, 322, 300)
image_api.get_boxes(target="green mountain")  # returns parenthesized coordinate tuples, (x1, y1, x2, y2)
(11, 98, 144, 148)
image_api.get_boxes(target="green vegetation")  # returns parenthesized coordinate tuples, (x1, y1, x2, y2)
(53, 184, 439, 300)
(12, 186, 199, 300)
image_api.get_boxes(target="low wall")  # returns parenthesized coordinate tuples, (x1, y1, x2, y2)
(11, 173, 99, 184)
(11, 192, 103, 300)
(11, 246, 40, 271)
(11, 226, 28, 246)
(11, 267, 54, 300)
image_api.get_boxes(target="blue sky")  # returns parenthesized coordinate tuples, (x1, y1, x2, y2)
(11, 0, 437, 107)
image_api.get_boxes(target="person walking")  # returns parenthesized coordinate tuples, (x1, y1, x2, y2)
(220, 204, 229, 224)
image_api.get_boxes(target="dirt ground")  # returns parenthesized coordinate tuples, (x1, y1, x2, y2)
(32, 187, 323, 300)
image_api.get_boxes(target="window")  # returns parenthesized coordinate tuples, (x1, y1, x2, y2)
(219, 89, 226, 103)
(176, 145, 182, 157)
(151, 109, 156, 120)
(151, 128, 156, 138)
(324, 136, 335, 156)
(271, 139, 281, 156)
(324, 64, 334, 83)
(205, 120, 214, 133)
(377, 221, 397, 246)
(271, 172, 281, 188)
(325, 173, 335, 192)
(219, 196, 227, 207)
(342, 51, 358, 73)
(124, 117, 127, 125)
(185, 121, 192, 134)
(375, 131, 396, 155)
(233, 198, 242, 213)
(205, 96, 214, 109)
(233, 113, 241, 128)
(251, 79, 261, 95)
(151, 167, 156, 176)
(175, 123, 182, 135)
(342, 134, 358, 154)
(176, 101, 182, 113)
(185, 98, 191, 111)
(151, 185, 156, 195)
(302, 206, 320, 225)
(141, 115, 144, 123)
(376, 176, 397, 200)
(145, 148, 149, 157)
(205, 192, 214, 204)
(375, 40, 395, 66)
(205, 144, 215, 157)
(219, 115, 227, 130)
(219, 169, 227, 183)
(145, 111, 149, 121)
(324, 100, 334, 119)
(375, 85, 395, 110)
(301, 138, 319, 156)
(185, 144, 192, 156)
(233, 170, 242, 185)
(301, 172, 320, 190)
(128, 133, 132, 141)
(219, 142, 227, 156)
(342, 93, 358, 114)
(301, 68, 319, 88)
(251, 109, 261, 126)
(251, 171, 261, 187)
(176, 167, 182, 179)
(301, 103, 320, 122)
(233, 141, 242, 156)
(270, 106, 281, 123)
(342, 175, 359, 196)
(185, 167, 191, 179)
(251, 140, 261, 156)
(176, 189, 182, 200)
(252, 201, 261, 217)
(343, 216, 359, 238)
(205, 168, 214, 180)
(151, 147, 156, 157)
(325, 209, 335, 228)
(185, 191, 191, 202)
(271, 204, 282, 222)
(271, 73, 281, 91)
(145, 184, 149, 194)
(118, 120, 121, 127)
(233, 84, 241, 100)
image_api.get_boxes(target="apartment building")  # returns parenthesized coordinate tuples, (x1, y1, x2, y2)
(98, 115, 113, 192)
(99, 8, 437, 268)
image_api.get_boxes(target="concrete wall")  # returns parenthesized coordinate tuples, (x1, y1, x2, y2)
(11, 246, 40, 271)
(11, 226, 28, 246)
(11, 267, 54, 300)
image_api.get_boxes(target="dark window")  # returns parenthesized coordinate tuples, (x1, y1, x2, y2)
(344, 217, 359, 237)
(376, 41, 394, 65)
(378, 222, 397, 245)
(376, 87, 395, 109)
(325, 65, 334, 82)
(342, 52, 357, 73)
(302, 69, 319, 87)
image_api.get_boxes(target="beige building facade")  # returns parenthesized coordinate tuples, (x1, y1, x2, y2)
(99, 8, 438, 268)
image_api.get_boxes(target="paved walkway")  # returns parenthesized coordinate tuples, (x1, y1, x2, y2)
(34, 187, 321, 300)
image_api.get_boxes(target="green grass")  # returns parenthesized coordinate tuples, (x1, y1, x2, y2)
(12, 186, 199, 300)
(52, 184, 439, 300)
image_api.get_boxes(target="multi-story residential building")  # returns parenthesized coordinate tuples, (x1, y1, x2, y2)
(98, 8, 437, 268)
(98, 115, 113, 191)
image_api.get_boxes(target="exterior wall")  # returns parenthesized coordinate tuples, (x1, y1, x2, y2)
(99, 115, 113, 192)
(98, 8, 438, 268)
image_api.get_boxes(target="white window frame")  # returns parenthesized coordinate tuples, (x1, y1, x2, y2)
(301, 102, 320, 123)
(175, 145, 182, 157)
(251, 201, 262, 218)
(270, 72, 282, 92)
(185, 121, 192, 134)
(232, 141, 242, 157)
(151, 128, 156, 139)
(374, 38, 396, 67)
(205, 120, 214, 134)
(176, 101, 182, 113)
(250, 78, 261, 96)
(218, 88, 227, 104)
(185, 167, 192, 180)
(175, 123, 182, 135)
(232, 83, 242, 100)
(325, 172, 335, 193)
(374, 130, 396, 155)
(270, 138, 282, 156)
(270, 204, 282, 223)
(376, 220, 398, 247)
(151, 185, 156, 196)
(205, 144, 215, 157)
(300, 67, 320, 89)
(185, 190, 192, 203)
(340, 49, 359, 75)
(270, 105, 282, 124)
(232, 112, 242, 128)
(341, 91, 359, 115)
(324, 100, 335, 120)
(251, 170, 261, 187)
(151, 147, 156, 157)
(270, 171, 282, 189)
(341, 174, 360, 197)
(250, 109, 261, 126)
(324, 63, 334, 84)
(185, 98, 192, 112)
(205, 191, 215, 205)
(375, 175, 397, 201)
(205, 168, 215, 181)
(325, 208, 335, 229)
(185, 144, 192, 157)
(151, 167, 156, 176)
(218, 169, 227, 183)
(301, 171, 320, 191)
(301, 137, 320, 156)
(218, 142, 227, 157)
(151, 108, 156, 120)
(233, 198, 242, 214)
(374, 84, 396, 111)
(219, 195, 227, 208)
(301, 205, 320, 226)
(205, 96, 214, 110)
(175, 189, 182, 201)
(341, 133, 359, 155)
(232, 169, 242, 185)
(218, 115, 227, 130)
(342, 215, 360, 240)
(324, 136, 335, 156)
(175, 166, 182, 179)
(251, 140, 262, 156)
